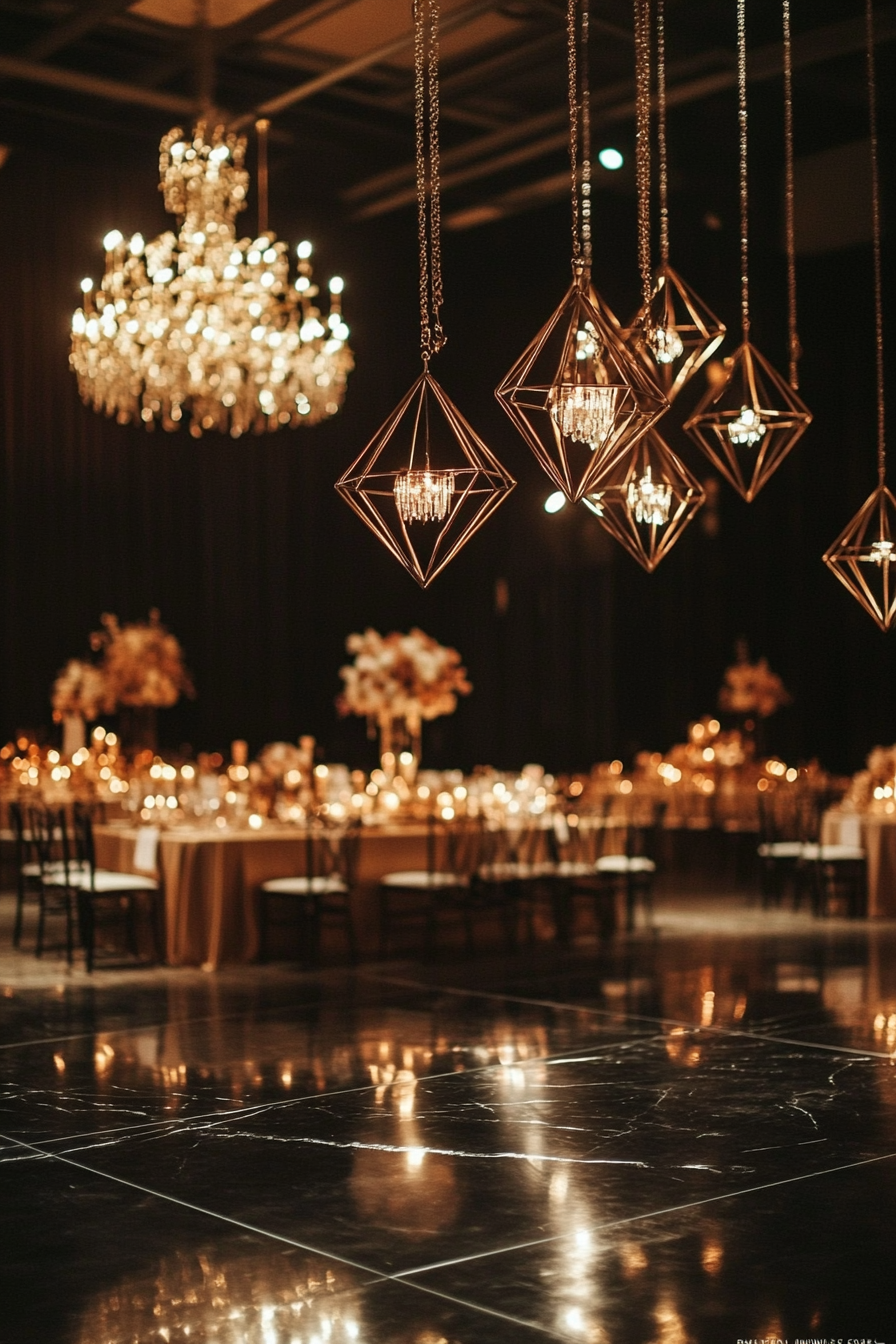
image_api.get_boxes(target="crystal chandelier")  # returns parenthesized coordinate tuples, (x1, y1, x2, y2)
(393, 469, 455, 522)
(70, 123, 353, 438)
(627, 464, 672, 525)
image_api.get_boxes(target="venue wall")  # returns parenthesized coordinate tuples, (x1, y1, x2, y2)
(0, 76, 893, 774)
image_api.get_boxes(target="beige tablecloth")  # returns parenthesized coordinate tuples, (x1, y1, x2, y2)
(820, 810, 896, 917)
(94, 822, 429, 969)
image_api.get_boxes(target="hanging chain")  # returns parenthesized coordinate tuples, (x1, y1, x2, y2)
(634, 0, 653, 305)
(580, 0, 592, 273)
(782, 0, 800, 388)
(865, 0, 886, 479)
(655, 0, 669, 264)
(567, 0, 580, 273)
(415, 0, 444, 365)
(567, 0, 592, 277)
(737, 0, 750, 339)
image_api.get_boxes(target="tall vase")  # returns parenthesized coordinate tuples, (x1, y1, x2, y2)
(62, 714, 86, 759)
(119, 705, 159, 757)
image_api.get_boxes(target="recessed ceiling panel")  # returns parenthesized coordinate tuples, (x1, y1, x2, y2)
(131, 0, 273, 27)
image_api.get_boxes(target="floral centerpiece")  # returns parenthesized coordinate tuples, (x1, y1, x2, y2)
(842, 743, 896, 812)
(718, 644, 791, 720)
(92, 609, 194, 752)
(337, 627, 471, 763)
(51, 659, 111, 757)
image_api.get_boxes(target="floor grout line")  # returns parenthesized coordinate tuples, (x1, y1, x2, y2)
(0, 1130, 570, 1341)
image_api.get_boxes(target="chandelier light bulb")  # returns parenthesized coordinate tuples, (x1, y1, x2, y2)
(627, 465, 672, 525)
(329, 276, 344, 294)
(297, 240, 313, 259)
(80, 277, 93, 293)
(727, 405, 766, 447)
(102, 229, 123, 251)
(648, 324, 685, 365)
(863, 539, 894, 566)
(393, 468, 455, 523)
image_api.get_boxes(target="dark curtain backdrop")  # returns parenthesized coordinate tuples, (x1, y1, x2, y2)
(1, 79, 894, 775)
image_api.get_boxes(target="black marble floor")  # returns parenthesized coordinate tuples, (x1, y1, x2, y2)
(2, 892, 896, 1343)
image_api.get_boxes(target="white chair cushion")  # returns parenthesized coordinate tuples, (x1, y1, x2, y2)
(42, 869, 158, 893)
(477, 862, 552, 881)
(800, 843, 865, 863)
(381, 870, 469, 889)
(261, 876, 348, 895)
(595, 855, 656, 874)
(757, 841, 804, 858)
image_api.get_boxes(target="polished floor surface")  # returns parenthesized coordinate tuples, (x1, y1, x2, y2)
(2, 890, 896, 1343)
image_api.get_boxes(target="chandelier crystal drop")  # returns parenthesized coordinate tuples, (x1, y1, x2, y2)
(728, 405, 766, 447)
(70, 124, 353, 438)
(393, 468, 455, 523)
(627, 464, 672, 525)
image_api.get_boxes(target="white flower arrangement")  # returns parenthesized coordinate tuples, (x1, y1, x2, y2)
(51, 659, 109, 721)
(337, 627, 471, 731)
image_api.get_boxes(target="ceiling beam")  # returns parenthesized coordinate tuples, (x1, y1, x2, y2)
(25, 0, 138, 61)
(229, 0, 497, 129)
(359, 4, 896, 227)
(137, 0, 321, 88)
(0, 51, 196, 115)
(350, 49, 730, 218)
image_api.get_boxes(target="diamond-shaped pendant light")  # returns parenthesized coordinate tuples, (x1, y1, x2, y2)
(336, 0, 515, 585)
(823, 484, 896, 631)
(582, 427, 704, 571)
(496, 280, 667, 504)
(336, 371, 514, 588)
(628, 263, 726, 402)
(683, 341, 811, 502)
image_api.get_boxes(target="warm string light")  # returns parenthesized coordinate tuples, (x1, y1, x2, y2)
(70, 124, 353, 437)
(781, 0, 800, 389)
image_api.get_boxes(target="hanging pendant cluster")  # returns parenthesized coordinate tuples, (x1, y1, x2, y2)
(495, 0, 667, 509)
(336, 0, 514, 587)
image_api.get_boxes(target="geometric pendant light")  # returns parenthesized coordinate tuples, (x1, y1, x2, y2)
(335, 0, 514, 586)
(823, 0, 894, 629)
(496, 0, 667, 504)
(583, 427, 705, 572)
(627, 0, 725, 401)
(684, 0, 811, 501)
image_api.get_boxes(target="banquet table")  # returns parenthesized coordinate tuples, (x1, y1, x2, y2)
(820, 809, 896, 917)
(94, 821, 430, 969)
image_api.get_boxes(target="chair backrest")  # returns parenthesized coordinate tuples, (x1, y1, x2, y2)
(28, 804, 80, 884)
(425, 815, 481, 877)
(71, 802, 98, 882)
(9, 800, 37, 868)
(623, 799, 666, 863)
(312, 816, 361, 887)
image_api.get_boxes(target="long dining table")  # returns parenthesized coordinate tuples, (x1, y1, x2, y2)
(820, 808, 896, 918)
(94, 821, 431, 969)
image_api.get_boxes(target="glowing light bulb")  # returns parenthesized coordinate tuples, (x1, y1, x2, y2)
(103, 229, 124, 251)
(727, 406, 766, 446)
(297, 240, 313, 259)
(648, 324, 684, 364)
(598, 147, 624, 170)
(329, 276, 344, 294)
(627, 465, 672, 525)
(544, 491, 567, 514)
(80, 277, 93, 293)
(129, 233, 144, 255)
(393, 469, 455, 522)
(863, 539, 895, 565)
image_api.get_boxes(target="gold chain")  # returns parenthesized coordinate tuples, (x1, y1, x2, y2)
(655, 0, 669, 263)
(865, 0, 886, 479)
(567, 0, 592, 276)
(737, 0, 750, 339)
(634, 0, 652, 304)
(415, 0, 444, 364)
(782, 0, 799, 387)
